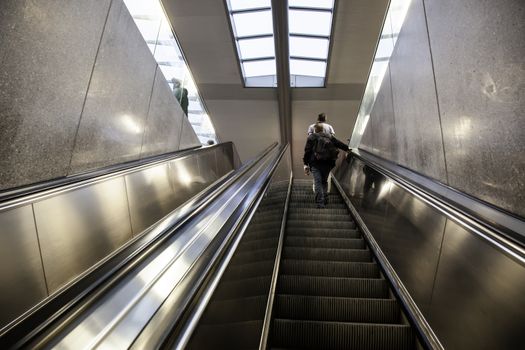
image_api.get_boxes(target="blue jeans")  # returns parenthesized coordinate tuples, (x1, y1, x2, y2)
(311, 166, 329, 207)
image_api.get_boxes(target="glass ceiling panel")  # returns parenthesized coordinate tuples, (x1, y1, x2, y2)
(238, 37, 275, 60)
(229, 0, 271, 11)
(290, 59, 326, 77)
(243, 59, 276, 77)
(289, 0, 334, 9)
(290, 36, 329, 59)
(232, 11, 273, 37)
(289, 10, 332, 36)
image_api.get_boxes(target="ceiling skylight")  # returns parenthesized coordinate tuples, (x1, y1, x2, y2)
(227, 0, 277, 87)
(288, 0, 335, 87)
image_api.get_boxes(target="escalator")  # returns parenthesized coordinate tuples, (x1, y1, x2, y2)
(184, 179, 416, 350)
(269, 180, 414, 349)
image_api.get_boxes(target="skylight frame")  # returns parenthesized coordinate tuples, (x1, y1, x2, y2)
(226, 1, 277, 87)
(288, 2, 336, 87)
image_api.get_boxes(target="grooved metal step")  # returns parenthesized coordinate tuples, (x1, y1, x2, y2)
(285, 227, 361, 239)
(214, 276, 271, 300)
(285, 236, 365, 249)
(287, 208, 349, 216)
(222, 260, 275, 281)
(280, 259, 379, 278)
(238, 237, 278, 251)
(201, 295, 268, 324)
(283, 247, 372, 262)
(187, 320, 263, 350)
(274, 295, 400, 324)
(286, 220, 356, 230)
(272, 319, 413, 350)
(277, 275, 389, 298)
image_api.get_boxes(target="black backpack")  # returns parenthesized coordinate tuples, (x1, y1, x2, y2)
(313, 133, 339, 161)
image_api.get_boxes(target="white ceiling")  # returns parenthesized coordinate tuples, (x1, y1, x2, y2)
(161, 0, 389, 166)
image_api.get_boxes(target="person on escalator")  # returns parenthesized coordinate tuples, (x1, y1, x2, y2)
(307, 112, 335, 136)
(303, 123, 350, 209)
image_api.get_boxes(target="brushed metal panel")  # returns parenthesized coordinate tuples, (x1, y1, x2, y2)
(34, 177, 132, 293)
(215, 145, 235, 177)
(380, 183, 446, 312)
(0, 205, 48, 328)
(125, 163, 181, 234)
(429, 220, 525, 349)
(197, 148, 219, 184)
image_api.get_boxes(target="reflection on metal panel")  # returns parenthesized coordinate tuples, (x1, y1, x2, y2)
(334, 154, 525, 348)
(34, 178, 132, 293)
(0, 205, 47, 328)
(381, 184, 446, 312)
(125, 163, 182, 234)
(216, 145, 236, 175)
(197, 148, 219, 184)
(430, 220, 525, 349)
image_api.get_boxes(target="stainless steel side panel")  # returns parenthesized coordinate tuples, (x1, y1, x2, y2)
(0, 205, 47, 328)
(125, 163, 183, 234)
(382, 183, 446, 312)
(33, 177, 132, 293)
(216, 145, 236, 176)
(334, 156, 525, 348)
(197, 148, 220, 184)
(429, 220, 525, 350)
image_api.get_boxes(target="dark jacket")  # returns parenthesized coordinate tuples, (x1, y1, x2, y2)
(303, 132, 349, 170)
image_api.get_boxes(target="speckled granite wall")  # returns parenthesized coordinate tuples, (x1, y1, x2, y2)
(359, 0, 525, 217)
(0, 0, 200, 189)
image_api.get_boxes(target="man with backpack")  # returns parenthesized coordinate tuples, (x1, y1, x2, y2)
(303, 123, 350, 208)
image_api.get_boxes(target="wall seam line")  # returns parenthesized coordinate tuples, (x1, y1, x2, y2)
(421, 0, 450, 185)
(139, 65, 159, 159)
(123, 176, 135, 237)
(31, 204, 50, 296)
(66, 0, 115, 176)
(428, 219, 449, 306)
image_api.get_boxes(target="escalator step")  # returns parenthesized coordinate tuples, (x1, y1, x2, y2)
(214, 276, 271, 300)
(286, 220, 355, 230)
(277, 275, 389, 298)
(287, 208, 349, 216)
(288, 203, 347, 210)
(290, 195, 344, 204)
(238, 237, 278, 251)
(231, 248, 277, 265)
(187, 320, 262, 350)
(286, 227, 360, 239)
(274, 295, 400, 324)
(222, 260, 275, 281)
(200, 295, 268, 324)
(285, 236, 365, 250)
(242, 230, 280, 242)
(283, 247, 371, 262)
(287, 213, 352, 222)
(280, 259, 378, 278)
(271, 319, 413, 350)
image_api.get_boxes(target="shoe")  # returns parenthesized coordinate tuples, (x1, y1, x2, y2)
(316, 204, 325, 209)
(324, 197, 329, 205)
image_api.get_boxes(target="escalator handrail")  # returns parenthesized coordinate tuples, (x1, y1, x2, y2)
(0, 142, 278, 349)
(161, 145, 290, 350)
(332, 176, 444, 350)
(0, 142, 234, 207)
(347, 149, 525, 265)
(258, 171, 293, 350)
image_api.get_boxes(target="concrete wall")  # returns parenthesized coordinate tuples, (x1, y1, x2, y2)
(359, 0, 525, 217)
(0, 0, 200, 191)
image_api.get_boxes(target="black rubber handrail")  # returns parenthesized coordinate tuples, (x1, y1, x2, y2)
(348, 149, 525, 265)
(0, 143, 277, 349)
